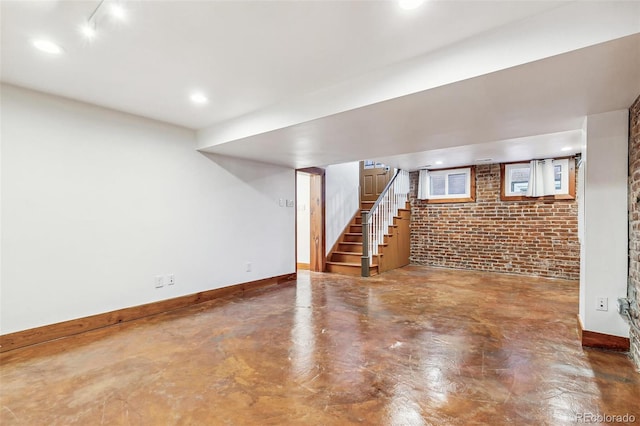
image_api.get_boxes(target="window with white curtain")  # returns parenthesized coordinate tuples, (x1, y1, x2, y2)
(502, 158, 573, 200)
(417, 167, 474, 202)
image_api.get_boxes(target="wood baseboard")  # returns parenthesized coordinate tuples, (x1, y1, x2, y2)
(0, 273, 296, 353)
(296, 263, 310, 270)
(577, 314, 630, 351)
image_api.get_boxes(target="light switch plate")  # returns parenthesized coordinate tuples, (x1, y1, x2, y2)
(155, 275, 164, 288)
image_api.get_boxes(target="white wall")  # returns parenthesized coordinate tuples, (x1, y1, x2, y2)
(579, 109, 629, 337)
(325, 162, 360, 254)
(0, 84, 295, 334)
(296, 172, 310, 264)
(578, 144, 586, 323)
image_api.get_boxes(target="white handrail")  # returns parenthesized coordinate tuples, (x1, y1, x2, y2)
(361, 169, 410, 276)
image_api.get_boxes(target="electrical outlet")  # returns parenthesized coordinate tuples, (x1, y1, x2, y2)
(286, 199, 294, 207)
(168, 274, 175, 286)
(246, 262, 252, 272)
(279, 198, 285, 207)
(154, 275, 164, 288)
(596, 297, 608, 311)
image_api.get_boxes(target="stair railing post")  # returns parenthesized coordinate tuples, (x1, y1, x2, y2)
(361, 210, 370, 277)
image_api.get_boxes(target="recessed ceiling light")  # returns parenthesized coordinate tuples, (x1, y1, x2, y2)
(435, 160, 444, 165)
(398, 0, 425, 10)
(80, 22, 97, 39)
(190, 93, 209, 105)
(109, 4, 127, 21)
(561, 146, 572, 152)
(32, 39, 64, 55)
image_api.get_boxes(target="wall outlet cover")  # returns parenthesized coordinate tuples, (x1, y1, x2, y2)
(596, 297, 608, 311)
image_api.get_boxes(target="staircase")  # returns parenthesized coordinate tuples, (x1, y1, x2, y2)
(326, 169, 410, 277)
(326, 200, 410, 276)
(326, 201, 381, 276)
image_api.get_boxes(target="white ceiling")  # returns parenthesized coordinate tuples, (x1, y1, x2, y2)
(2, 0, 640, 170)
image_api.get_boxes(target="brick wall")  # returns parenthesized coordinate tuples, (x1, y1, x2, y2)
(409, 163, 580, 280)
(628, 94, 640, 370)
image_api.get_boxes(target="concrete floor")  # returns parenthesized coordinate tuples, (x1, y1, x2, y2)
(1, 266, 638, 425)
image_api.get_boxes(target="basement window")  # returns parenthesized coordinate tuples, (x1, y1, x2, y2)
(501, 157, 575, 201)
(417, 167, 475, 203)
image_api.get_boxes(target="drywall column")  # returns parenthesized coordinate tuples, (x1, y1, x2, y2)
(579, 109, 629, 338)
(578, 131, 586, 325)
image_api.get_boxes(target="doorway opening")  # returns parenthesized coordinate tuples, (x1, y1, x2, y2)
(296, 168, 325, 272)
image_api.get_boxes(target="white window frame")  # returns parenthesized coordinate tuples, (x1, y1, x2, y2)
(504, 163, 531, 197)
(554, 158, 570, 194)
(504, 158, 570, 197)
(423, 167, 472, 200)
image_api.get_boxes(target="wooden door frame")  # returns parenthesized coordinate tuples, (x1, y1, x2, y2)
(296, 167, 326, 272)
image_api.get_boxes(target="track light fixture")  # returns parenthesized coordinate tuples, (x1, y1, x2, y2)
(80, 0, 127, 40)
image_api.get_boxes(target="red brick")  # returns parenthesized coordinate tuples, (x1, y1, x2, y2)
(627, 94, 640, 369)
(409, 163, 580, 280)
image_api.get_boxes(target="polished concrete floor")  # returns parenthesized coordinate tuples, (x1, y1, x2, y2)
(1, 266, 639, 425)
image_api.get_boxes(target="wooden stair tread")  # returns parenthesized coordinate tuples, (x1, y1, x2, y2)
(340, 241, 388, 246)
(327, 195, 410, 277)
(332, 251, 383, 256)
(326, 261, 378, 267)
